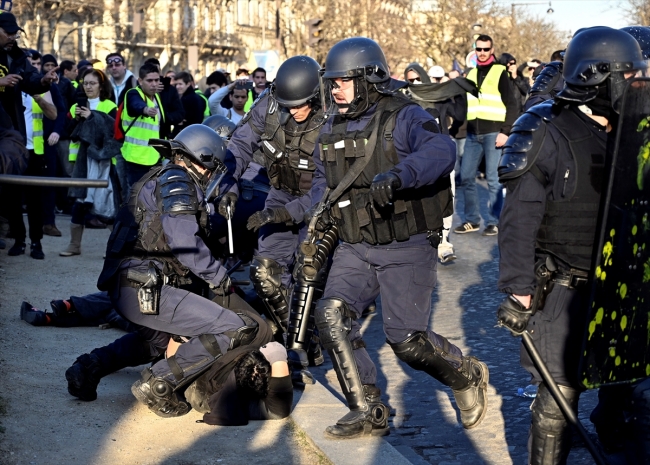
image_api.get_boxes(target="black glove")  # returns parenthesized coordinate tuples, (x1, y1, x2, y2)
(246, 207, 293, 231)
(218, 192, 238, 219)
(303, 204, 334, 232)
(370, 171, 402, 207)
(497, 295, 534, 336)
(210, 274, 232, 297)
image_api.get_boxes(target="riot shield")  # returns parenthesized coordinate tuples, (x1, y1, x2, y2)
(579, 77, 650, 389)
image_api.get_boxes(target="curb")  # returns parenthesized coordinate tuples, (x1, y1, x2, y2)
(290, 381, 413, 465)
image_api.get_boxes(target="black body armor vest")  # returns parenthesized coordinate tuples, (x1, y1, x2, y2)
(319, 94, 453, 245)
(97, 164, 208, 290)
(256, 96, 324, 196)
(536, 106, 606, 270)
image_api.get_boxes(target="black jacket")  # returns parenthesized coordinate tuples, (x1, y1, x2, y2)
(0, 44, 50, 141)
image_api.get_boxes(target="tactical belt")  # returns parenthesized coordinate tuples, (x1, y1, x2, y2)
(240, 179, 271, 196)
(552, 269, 589, 289)
(119, 271, 190, 288)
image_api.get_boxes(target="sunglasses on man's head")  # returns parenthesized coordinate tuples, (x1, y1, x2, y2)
(475, 47, 491, 52)
(407, 78, 421, 83)
(507, 62, 516, 66)
(106, 57, 123, 66)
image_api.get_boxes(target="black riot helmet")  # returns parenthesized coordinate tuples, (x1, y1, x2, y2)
(620, 26, 650, 60)
(273, 55, 320, 108)
(202, 114, 237, 140)
(149, 124, 227, 200)
(557, 26, 647, 114)
(320, 37, 395, 118)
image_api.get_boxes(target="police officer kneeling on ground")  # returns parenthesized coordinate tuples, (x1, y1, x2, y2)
(307, 37, 489, 438)
(496, 27, 648, 464)
(86, 124, 260, 417)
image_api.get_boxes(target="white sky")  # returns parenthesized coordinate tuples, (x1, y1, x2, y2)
(500, 0, 630, 35)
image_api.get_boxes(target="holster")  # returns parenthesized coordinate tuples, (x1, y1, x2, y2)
(128, 262, 163, 315)
(530, 256, 557, 313)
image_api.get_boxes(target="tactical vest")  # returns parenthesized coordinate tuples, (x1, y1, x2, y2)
(257, 97, 324, 196)
(120, 87, 166, 166)
(536, 106, 606, 270)
(467, 65, 507, 122)
(32, 96, 44, 155)
(97, 164, 206, 290)
(68, 99, 118, 162)
(319, 95, 453, 245)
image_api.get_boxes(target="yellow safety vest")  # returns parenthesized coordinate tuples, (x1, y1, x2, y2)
(68, 99, 118, 162)
(466, 64, 507, 122)
(244, 89, 255, 113)
(195, 89, 210, 119)
(120, 88, 165, 166)
(71, 81, 79, 89)
(32, 96, 44, 155)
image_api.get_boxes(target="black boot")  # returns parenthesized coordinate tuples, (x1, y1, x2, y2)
(66, 353, 104, 401)
(528, 383, 579, 465)
(324, 384, 390, 439)
(315, 298, 390, 439)
(131, 368, 190, 418)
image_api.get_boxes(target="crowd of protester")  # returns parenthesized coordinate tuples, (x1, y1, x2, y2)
(0, 11, 268, 259)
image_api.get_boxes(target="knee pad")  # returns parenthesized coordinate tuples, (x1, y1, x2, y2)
(131, 368, 190, 418)
(314, 298, 354, 349)
(250, 256, 284, 298)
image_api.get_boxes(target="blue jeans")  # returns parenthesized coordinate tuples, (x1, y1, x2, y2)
(459, 132, 503, 227)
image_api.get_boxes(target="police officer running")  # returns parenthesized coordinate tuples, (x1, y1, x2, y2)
(75, 125, 259, 417)
(496, 27, 647, 464)
(308, 37, 489, 438)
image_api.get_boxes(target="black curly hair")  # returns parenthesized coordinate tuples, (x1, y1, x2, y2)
(234, 350, 271, 398)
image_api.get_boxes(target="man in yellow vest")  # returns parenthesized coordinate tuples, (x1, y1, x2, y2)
(120, 63, 165, 191)
(454, 34, 519, 237)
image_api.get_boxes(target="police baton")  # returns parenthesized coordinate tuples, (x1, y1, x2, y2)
(226, 204, 234, 255)
(0, 174, 109, 188)
(520, 331, 609, 465)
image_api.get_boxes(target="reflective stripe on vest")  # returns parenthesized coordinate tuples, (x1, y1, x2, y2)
(120, 87, 165, 166)
(195, 89, 210, 118)
(466, 65, 507, 122)
(32, 97, 44, 155)
(68, 100, 117, 162)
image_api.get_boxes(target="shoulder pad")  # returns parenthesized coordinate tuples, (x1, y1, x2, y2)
(158, 166, 199, 214)
(530, 62, 563, 96)
(498, 106, 554, 183)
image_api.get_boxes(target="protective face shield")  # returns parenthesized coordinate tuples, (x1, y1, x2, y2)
(319, 37, 390, 118)
(149, 125, 228, 202)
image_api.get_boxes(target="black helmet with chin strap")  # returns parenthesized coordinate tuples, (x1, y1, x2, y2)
(557, 26, 646, 113)
(320, 37, 402, 118)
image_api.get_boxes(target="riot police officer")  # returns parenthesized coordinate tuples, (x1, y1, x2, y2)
(496, 27, 647, 464)
(217, 57, 325, 350)
(308, 37, 489, 438)
(76, 125, 259, 417)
